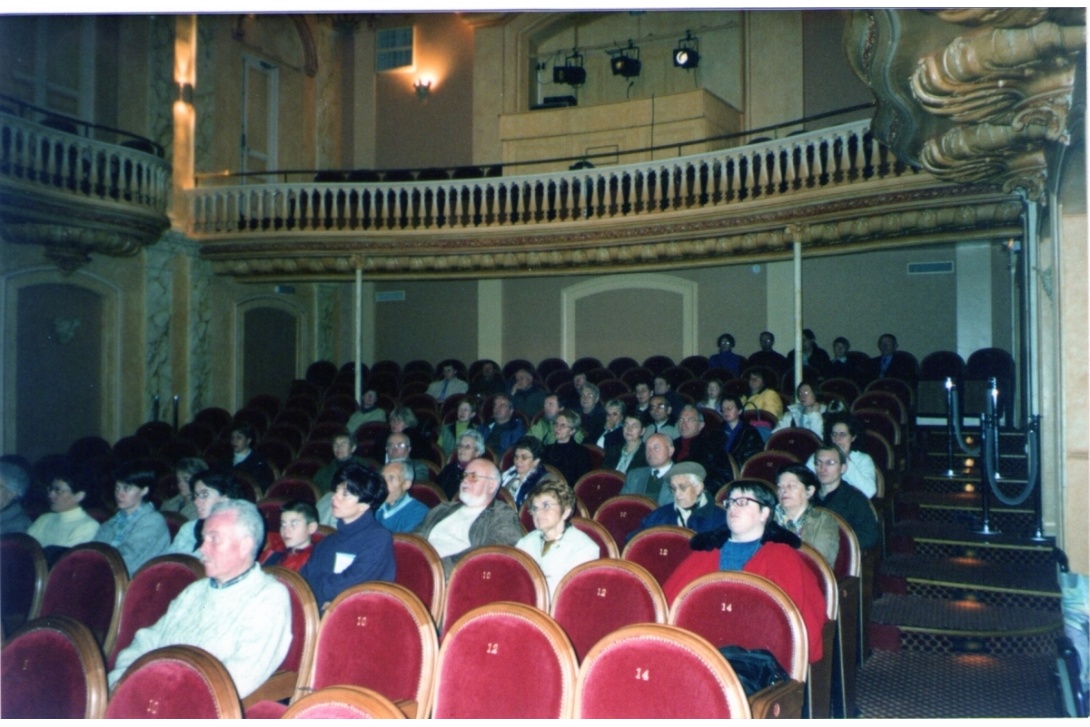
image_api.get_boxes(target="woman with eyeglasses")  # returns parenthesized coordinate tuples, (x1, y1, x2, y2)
(168, 469, 243, 555)
(806, 411, 877, 498)
(499, 435, 547, 509)
(662, 479, 827, 664)
(773, 464, 839, 567)
(514, 478, 599, 597)
(541, 409, 591, 487)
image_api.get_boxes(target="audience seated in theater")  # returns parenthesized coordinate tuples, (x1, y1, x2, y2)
(109, 499, 291, 699)
(644, 395, 680, 441)
(345, 389, 387, 433)
(603, 414, 649, 474)
(866, 332, 918, 384)
(700, 379, 725, 413)
(467, 360, 506, 401)
(720, 394, 765, 466)
(437, 430, 485, 501)
(169, 469, 243, 555)
(478, 393, 526, 453)
(314, 430, 366, 495)
(632, 380, 655, 425)
(746, 330, 788, 375)
(301, 462, 395, 610)
(773, 382, 830, 438)
(673, 405, 733, 493)
(0, 460, 32, 534)
(259, 499, 320, 572)
(26, 461, 98, 548)
(384, 407, 433, 462)
(231, 424, 274, 491)
(94, 462, 170, 575)
(509, 366, 547, 417)
(515, 478, 599, 597)
(626, 462, 721, 542)
(439, 399, 478, 458)
(527, 394, 581, 446)
(774, 465, 839, 567)
(806, 412, 877, 499)
(708, 333, 744, 378)
(376, 461, 428, 533)
(426, 362, 469, 402)
(825, 337, 866, 385)
(500, 436, 549, 509)
(810, 444, 879, 552)
(596, 399, 626, 451)
(621, 433, 676, 506)
(662, 479, 826, 663)
(160, 457, 205, 521)
(542, 409, 592, 486)
(742, 369, 784, 421)
(786, 328, 831, 381)
(382, 431, 430, 483)
(413, 457, 522, 577)
(653, 375, 685, 421)
(577, 382, 608, 444)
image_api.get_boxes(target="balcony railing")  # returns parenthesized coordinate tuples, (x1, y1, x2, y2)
(0, 111, 170, 214)
(188, 120, 916, 237)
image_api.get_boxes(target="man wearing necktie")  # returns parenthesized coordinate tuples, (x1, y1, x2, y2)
(426, 363, 468, 402)
(620, 433, 676, 506)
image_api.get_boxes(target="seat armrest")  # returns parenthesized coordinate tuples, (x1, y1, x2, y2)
(240, 670, 297, 710)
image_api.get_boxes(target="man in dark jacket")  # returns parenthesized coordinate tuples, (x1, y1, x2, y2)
(673, 405, 733, 494)
(626, 462, 721, 542)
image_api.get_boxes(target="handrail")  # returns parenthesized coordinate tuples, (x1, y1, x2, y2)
(0, 93, 164, 158)
(0, 111, 171, 214)
(187, 120, 916, 236)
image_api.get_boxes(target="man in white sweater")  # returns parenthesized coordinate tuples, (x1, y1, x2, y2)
(108, 500, 291, 699)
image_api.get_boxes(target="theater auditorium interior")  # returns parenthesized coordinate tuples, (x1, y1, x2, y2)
(0, 7, 1087, 720)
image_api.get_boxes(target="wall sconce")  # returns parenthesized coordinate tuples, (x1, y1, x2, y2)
(176, 81, 194, 105)
(609, 41, 641, 79)
(673, 32, 700, 69)
(413, 79, 432, 101)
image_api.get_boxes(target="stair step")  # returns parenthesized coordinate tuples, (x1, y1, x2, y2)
(876, 554, 1061, 608)
(869, 594, 1062, 655)
(890, 520, 1056, 563)
(892, 492, 1037, 531)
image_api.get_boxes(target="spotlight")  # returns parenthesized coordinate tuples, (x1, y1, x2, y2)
(553, 50, 586, 86)
(609, 42, 641, 79)
(673, 32, 700, 69)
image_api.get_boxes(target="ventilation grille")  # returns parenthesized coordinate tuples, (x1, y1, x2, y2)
(375, 290, 405, 303)
(908, 261, 954, 275)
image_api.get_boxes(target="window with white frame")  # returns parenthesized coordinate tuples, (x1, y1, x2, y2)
(376, 26, 414, 71)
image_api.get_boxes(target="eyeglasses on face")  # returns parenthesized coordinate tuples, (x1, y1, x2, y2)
(461, 471, 496, 483)
(387, 442, 410, 449)
(529, 501, 558, 514)
(814, 458, 841, 468)
(727, 496, 761, 509)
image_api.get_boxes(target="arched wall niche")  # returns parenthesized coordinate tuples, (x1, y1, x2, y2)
(1, 268, 122, 462)
(233, 295, 306, 411)
(561, 273, 698, 364)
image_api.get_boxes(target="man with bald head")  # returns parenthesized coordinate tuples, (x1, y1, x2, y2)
(620, 433, 676, 506)
(413, 458, 522, 576)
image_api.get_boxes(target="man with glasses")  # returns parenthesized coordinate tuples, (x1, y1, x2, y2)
(383, 431, 430, 483)
(413, 458, 522, 576)
(662, 479, 827, 664)
(644, 395, 680, 440)
(625, 462, 721, 542)
(811, 444, 880, 551)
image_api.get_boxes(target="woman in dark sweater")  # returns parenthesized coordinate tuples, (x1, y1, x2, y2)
(542, 409, 591, 487)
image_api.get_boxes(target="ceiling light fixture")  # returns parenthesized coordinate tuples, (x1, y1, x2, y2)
(609, 41, 641, 79)
(673, 31, 700, 69)
(553, 49, 586, 87)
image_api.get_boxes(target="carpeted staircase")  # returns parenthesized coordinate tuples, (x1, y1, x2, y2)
(859, 423, 1065, 716)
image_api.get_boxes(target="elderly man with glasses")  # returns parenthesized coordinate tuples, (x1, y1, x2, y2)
(663, 478, 827, 664)
(413, 458, 522, 577)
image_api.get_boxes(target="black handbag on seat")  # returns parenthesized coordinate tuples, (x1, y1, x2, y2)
(717, 645, 790, 696)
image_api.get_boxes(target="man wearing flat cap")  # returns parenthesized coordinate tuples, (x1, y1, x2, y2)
(624, 461, 722, 542)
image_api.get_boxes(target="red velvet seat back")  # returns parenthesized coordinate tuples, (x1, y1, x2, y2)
(434, 602, 576, 718)
(39, 544, 127, 650)
(764, 427, 823, 461)
(824, 508, 861, 580)
(441, 546, 547, 636)
(265, 478, 318, 505)
(108, 555, 204, 670)
(573, 470, 625, 517)
(593, 495, 657, 547)
(1, 616, 106, 719)
(621, 526, 695, 586)
(409, 482, 447, 509)
(282, 685, 407, 719)
(550, 560, 666, 662)
(105, 645, 241, 718)
(739, 450, 799, 481)
(570, 517, 619, 558)
(575, 623, 750, 718)
(392, 533, 445, 622)
(311, 583, 436, 715)
(267, 566, 319, 682)
(1, 533, 47, 630)
(668, 571, 807, 681)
